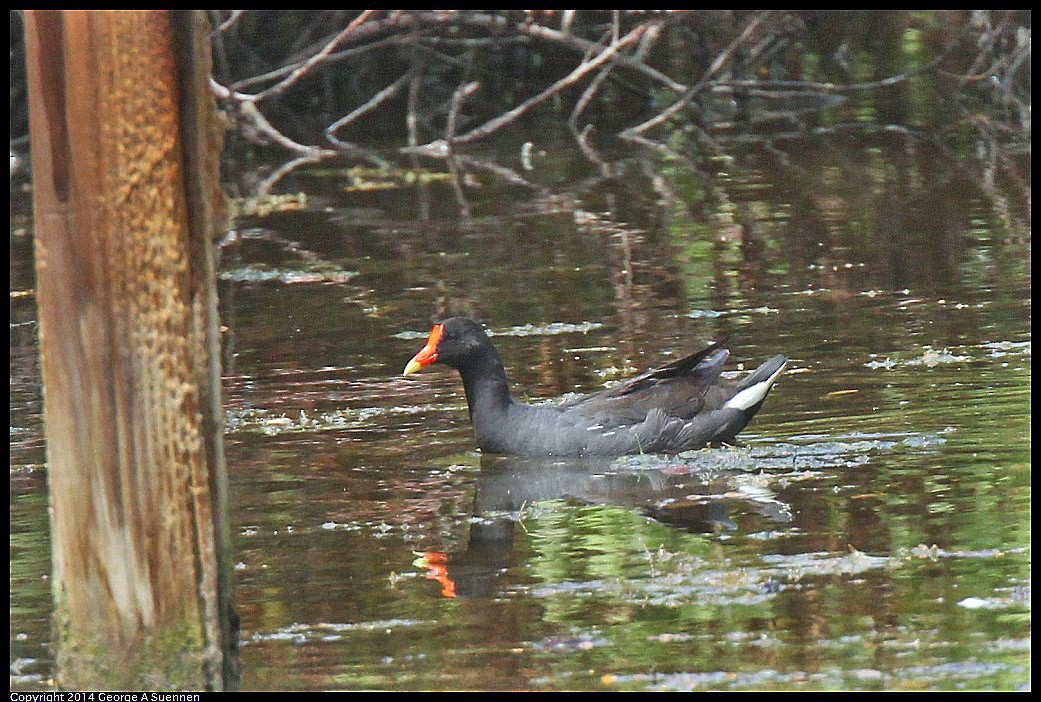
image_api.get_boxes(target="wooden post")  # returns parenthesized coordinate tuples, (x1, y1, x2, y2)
(23, 10, 236, 690)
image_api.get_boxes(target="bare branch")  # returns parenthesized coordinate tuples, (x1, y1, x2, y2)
(437, 22, 653, 148)
(406, 55, 425, 149)
(254, 154, 330, 198)
(445, 81, 481, 149)
(622, 12, 773, 138)
(249, 10, 378, 103)
(210, 79, 336, 156)
(212, 10, 245, 35)
(325, 72, 412, 149)
(230, 37, 397, 93)
(280, 11, 689, 94)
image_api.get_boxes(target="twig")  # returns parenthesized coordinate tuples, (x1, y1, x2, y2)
(451, 154, 543, 192)
(440, 22, 652, 147)
(230, 37, 396, 93)
(939, 41, 1030, 83)
(210, 79, 336, 156)
(455, 11, 687, 92)
(254, 153, 331, 198)
(208, 10, 232, 83)
(249, 10, 378, 103)
(712, 15, 973, 97)
(622, 12, 773, 139)
(406, 53, 425, 149)
(964, 11, 1013, 78)
(715, 121, 950, 151)
(325, 72, 412, 149)
(286, 11, 689, 94)
(560, 10, 576, 35)
(445, 155, 471, 218)
(445, 81, 481, 149)
(569, 64, 615, 128)
(570, 122, 612, 178)
(212, 9, 245, 35)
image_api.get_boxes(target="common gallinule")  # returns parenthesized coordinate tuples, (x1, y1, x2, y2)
(403, 316, 787, 457)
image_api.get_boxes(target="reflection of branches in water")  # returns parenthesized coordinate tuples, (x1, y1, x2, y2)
(217, 223, 380, 362)
(947, 11, 1031, 223)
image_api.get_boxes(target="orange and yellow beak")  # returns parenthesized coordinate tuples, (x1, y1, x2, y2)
(403, 323, 444, 376)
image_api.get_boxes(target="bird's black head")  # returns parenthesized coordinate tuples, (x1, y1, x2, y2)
(403, 316, 494, 374)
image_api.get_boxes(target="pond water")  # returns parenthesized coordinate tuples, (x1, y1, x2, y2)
(10, 116, 1030, 690)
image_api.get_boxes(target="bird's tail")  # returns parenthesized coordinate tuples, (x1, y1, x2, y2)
(724, 355, 788, 412)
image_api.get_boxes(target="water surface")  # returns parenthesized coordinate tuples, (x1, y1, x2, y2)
(10, 117, 1030, 691)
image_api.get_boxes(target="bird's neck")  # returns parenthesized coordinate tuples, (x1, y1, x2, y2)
(457, 350, 515, 424)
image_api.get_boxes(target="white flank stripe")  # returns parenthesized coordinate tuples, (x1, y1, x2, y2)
(724, 362, 788, 411)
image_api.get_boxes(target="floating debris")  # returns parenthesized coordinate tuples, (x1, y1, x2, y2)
(225, 404, 450, 436)
(905, 347, 972, 367)
(394, 320, 603, 341)
(243, 618, 430, 646)
(983, 340, 1031, 358)
(219, 265, 357, 285)
(686, 306, 777, 319)
(495, 321, 604, 337)
(231, 192, 308, 218)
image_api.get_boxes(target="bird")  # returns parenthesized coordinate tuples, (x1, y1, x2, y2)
(403, 316, 787, 457)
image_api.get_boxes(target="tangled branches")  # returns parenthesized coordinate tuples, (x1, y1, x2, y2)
(207, 10, 1028, 162)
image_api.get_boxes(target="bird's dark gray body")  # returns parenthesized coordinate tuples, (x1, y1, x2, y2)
(405, 317, 787, 457)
